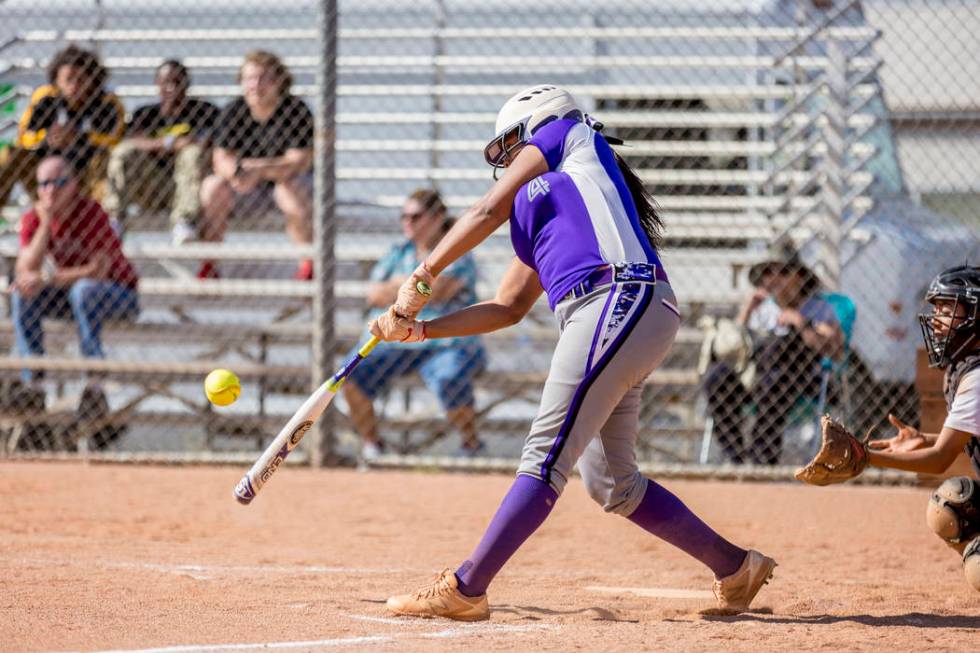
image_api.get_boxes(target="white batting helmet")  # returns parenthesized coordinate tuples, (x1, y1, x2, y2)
(483, 85, 583, 169)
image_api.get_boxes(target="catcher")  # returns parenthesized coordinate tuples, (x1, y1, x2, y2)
(796, 264, 980, 593)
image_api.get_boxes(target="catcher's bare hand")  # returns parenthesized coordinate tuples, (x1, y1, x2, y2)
(369, 306, 426, 343)
(393, 263, 435, 319)
(867, 414, 926, 453)
(794, 415, 870, 486)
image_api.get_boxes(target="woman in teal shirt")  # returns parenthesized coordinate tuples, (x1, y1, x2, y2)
(343, 189, 486, 461)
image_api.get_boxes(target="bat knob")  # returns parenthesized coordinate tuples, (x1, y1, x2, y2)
(415, 280, 432, 296)
(234, 476, 256, 505)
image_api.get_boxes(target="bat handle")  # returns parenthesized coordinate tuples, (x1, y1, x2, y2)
(359, 335, 381, 357)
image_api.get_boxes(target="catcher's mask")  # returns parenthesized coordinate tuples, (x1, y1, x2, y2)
(918, 264, 980, 368)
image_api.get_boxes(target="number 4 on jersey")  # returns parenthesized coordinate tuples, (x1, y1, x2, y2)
(527, 177, 550, 202)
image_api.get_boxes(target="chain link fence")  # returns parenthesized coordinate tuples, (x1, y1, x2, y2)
(0, 0, 977, 474)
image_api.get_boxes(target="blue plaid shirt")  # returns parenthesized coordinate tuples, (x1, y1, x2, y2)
(367, 240, 481, 349)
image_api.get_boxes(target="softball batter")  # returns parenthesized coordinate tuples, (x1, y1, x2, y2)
(369, 85, 776, 620)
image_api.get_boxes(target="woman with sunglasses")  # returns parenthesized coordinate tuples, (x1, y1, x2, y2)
(342, 189, 486, 462)
(369, 86, 775, 620)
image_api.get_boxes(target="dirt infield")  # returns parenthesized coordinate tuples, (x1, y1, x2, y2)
(1, 461, 977, 652)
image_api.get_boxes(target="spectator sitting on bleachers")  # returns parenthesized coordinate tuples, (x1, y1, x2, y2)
(103, 60, 220, 243)
(343, 189, 487, 461)
(702, 239, 842, 465)
(0, 45, 124, 208)
(198, 50, 314, 280)
(9, 155, 139, 422)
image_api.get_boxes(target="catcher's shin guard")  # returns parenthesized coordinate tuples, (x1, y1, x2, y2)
(963, 537, 980, 592)
(926, 477, 980, 548)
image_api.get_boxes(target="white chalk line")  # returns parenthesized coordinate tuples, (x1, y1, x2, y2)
(64, 636, 391, 653)
(65, 614, 557, 653)
(585, 585, 714, 599)
(346, 613, 559, 636)
(1, 555, 410, 580)
(6, 555, 636, 584)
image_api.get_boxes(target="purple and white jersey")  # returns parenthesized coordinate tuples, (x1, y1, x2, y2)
(510, 118, 665, 309)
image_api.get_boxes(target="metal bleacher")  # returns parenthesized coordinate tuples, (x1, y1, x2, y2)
(0, 2, 882, 461)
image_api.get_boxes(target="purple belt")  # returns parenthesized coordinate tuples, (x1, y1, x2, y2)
(561, 262, 668, 303)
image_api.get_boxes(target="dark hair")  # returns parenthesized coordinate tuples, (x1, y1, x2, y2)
(47, 45, 108, 90)
(798, 270, 821, 298)
(239, 50, 293, 95)
(613, 151, 664, 252)
(157, 59, 189, 84)
(406, 188, 455, 234)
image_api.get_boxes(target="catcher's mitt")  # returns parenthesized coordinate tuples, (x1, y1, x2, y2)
(794, 415, 870, 486)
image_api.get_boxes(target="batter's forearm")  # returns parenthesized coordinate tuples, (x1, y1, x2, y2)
(425, 301, 522, 338)
(425, 197, 504, 277)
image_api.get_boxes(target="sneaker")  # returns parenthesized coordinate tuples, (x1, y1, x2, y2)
(708, 550, 777, 615)
(386, 569, 489, 621)
(171, 219, 197, 245)
(458, 440, 486, 458)
(294, 258, 313, 281)
(197, 261, 220, 280)
(77, 384, 109, 423)
(361, 439, 385, 462)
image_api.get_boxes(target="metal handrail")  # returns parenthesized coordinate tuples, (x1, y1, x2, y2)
(772, 0, 879, 66)
(2, 26, 881, 46)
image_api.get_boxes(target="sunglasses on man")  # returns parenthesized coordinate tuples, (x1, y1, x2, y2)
(37, 177, 71, 189)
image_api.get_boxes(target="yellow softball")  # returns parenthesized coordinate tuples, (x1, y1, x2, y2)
(204, 369, 241, 407)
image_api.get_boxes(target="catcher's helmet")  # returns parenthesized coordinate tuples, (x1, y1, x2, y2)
(483, 85, 583, 170)
(918, 264, 980, 368)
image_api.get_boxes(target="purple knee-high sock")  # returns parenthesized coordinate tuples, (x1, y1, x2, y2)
(455, 474, 558, 597)
(627, 479, 746, 579)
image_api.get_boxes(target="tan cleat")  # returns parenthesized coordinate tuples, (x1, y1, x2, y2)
(386, 569, 490, 621)
(708, 549, 777, 615)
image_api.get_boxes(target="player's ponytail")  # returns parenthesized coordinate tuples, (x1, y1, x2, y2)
(614, 151, 664, 253)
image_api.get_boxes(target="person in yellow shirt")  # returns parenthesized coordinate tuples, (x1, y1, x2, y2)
(0, 45, 125, 205)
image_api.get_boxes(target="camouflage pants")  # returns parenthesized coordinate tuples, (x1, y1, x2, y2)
(0, 146, 109, 206)
(103, 141, 205, 227)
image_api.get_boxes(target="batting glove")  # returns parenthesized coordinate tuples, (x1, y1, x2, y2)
(393, 262, 435, 318)
(370, 306, 427, 343)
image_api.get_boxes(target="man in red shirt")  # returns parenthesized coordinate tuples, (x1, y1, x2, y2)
(11, 155, 139, 421)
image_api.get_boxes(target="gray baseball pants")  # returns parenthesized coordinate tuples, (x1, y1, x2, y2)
(516, 280, 681, 516)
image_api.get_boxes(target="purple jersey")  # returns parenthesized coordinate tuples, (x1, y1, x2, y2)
(510, 119, 665, 309)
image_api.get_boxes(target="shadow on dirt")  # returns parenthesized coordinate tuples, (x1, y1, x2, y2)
(702, 612, 980, 629)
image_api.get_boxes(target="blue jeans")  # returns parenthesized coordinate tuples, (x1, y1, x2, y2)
(11, 278, 140, 381)
(346, 340, 486, 410)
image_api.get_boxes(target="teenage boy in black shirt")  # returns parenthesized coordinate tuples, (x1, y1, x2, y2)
(199, 50, 314, 280)
(104, 60, 219, 242)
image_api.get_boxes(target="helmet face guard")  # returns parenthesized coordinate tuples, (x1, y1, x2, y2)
(483, 118, 529, 169)
(483, 110, 584, 181)
(918, 294, 979, 368)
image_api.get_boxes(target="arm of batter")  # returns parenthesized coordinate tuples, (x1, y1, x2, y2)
(371, 257, 543, 341)
(423, 146, 548, 277)
(390, 145, 549, 318)
(426, 257, 543, 337)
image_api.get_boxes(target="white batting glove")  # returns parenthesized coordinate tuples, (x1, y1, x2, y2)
(370, 306, 427, 343)
(393, 262, 435, 318)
